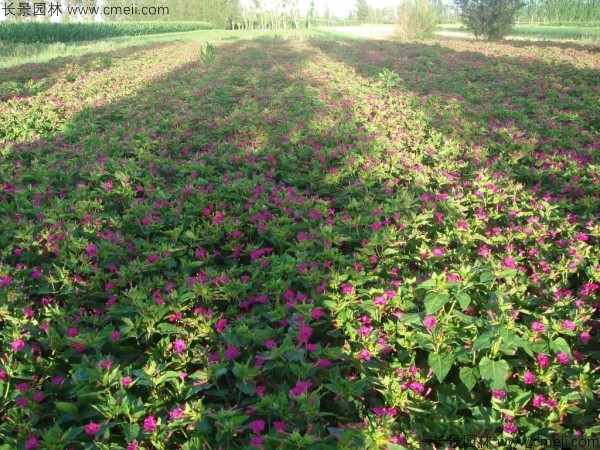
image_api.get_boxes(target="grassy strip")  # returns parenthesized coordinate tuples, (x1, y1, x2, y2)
(438, 23, 600, 41)
(0, 21, 215, 44)
(0, 28, 328, 68)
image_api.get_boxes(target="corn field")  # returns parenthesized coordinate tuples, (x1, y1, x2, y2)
(0, 21, 215, 44)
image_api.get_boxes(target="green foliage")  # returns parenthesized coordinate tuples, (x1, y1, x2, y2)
(396, 0, 441, 40)
(355, 0, 371, 23)
(200, 42, 215, 66)
(378, 68, 403, 89)
(454, 0, 524, 39)
(0, 36, 598, 448)
(0, 21, 215, 44)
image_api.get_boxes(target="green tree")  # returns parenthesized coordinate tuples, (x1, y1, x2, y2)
(454, 0, 524, 39)
(355, 0, 370, 22)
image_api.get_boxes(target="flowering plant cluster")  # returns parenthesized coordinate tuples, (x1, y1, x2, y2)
(0, 37, 598, 449)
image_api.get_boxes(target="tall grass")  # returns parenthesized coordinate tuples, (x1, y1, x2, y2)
(0, 21, 215, 44)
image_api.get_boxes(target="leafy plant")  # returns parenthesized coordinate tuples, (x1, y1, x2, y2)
(395, 0, 440, 40)
(200, 42, 215, 66)
(454, 0, 525, 40)
(378, 68, 403, 89)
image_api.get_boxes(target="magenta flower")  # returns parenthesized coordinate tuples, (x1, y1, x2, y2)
(408, 381, 425, 393)
(358, 348, 371, 361)
(273, 421, 286, 432)
(522, 371, 536, 384)
(311, 309, 324, 320)
(25, 437, 39, 450)
(143, 415, 157, 432)
(172, 339, 186, 354)
(121, 376, 133, 387)
(531, 322, 545, 333)
(491, 390, 506, 400)
(556, 353, 570, 365)
(289, 381, 312, 397)
(432, 247, 445, 258)
(225, 347, 239, 360)
(537, 353, 549, 369)
(297, 325, 312, 344)
(580, 332, 591, 344)
(249, 420, 265, 434)
(423, 315, 436, 333)
(503, 257, 516, 269)
(84, 423, 100, 435)
(169, 406, 185, 421)
(250, 436, 264, 446)
(11, 339, 25, 352)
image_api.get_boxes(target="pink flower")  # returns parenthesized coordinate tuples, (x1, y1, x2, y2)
(503, 423, 518, 434)
(297, 325, 312, 344)
(432, 247, 445, 258)
(358, 348, 371, 361)
(25, 437, 39, 449)
(556, 353, 570, 365)
(311, 309, 324, 320)
(172, 339, 186, 354)
(215, 318, 228, 332)
(11, 339, 25, 352)
(249, 420, 265, 434)
(250, 436, 264, 446)
(580, 332, 591, 344)
(374, 296, 387, 306)
(531, 322, 545, 333)
(408, 381, 424, 393)
(289, 381, 312, 397)
(423, 315, 436, 333)
(503, 257, 516, 269)
(85, 423, 100, 435)
(32, 391, 45, 402)
(273, 421, 286, 432)
(492, 390, 506, 400)
(532, 394, 545, 408)
(170, 406, 185, 421)
(143, 415, 157, 432)
(85, 244, 97, 257)
(121, 376, 133, 387)
(523, 371, 536, 384)
(537, 353, 549, 369)
(225, 347, 239, 360)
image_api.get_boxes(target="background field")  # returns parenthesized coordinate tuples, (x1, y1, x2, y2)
(0, 18, 598, 450)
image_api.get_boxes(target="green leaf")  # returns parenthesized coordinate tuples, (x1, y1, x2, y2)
(55, 402, 78, 417)
(428, 351, 455, 382)
(456, 292, 471, 310)
(479, 272, 495, 284)
(424, 292, 450, 315)
(478, 357, 509, 390)
(382, 248, 398, 256)
(550, 337, 572, 356)
(459, 366, 479, 391)
(123, 424, 140, 442)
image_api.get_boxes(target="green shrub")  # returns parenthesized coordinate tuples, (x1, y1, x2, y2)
(453, 0, 524, 40)
(395, 0, 440, 40)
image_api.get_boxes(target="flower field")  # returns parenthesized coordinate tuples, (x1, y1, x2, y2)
(0, 37, 598, 449)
